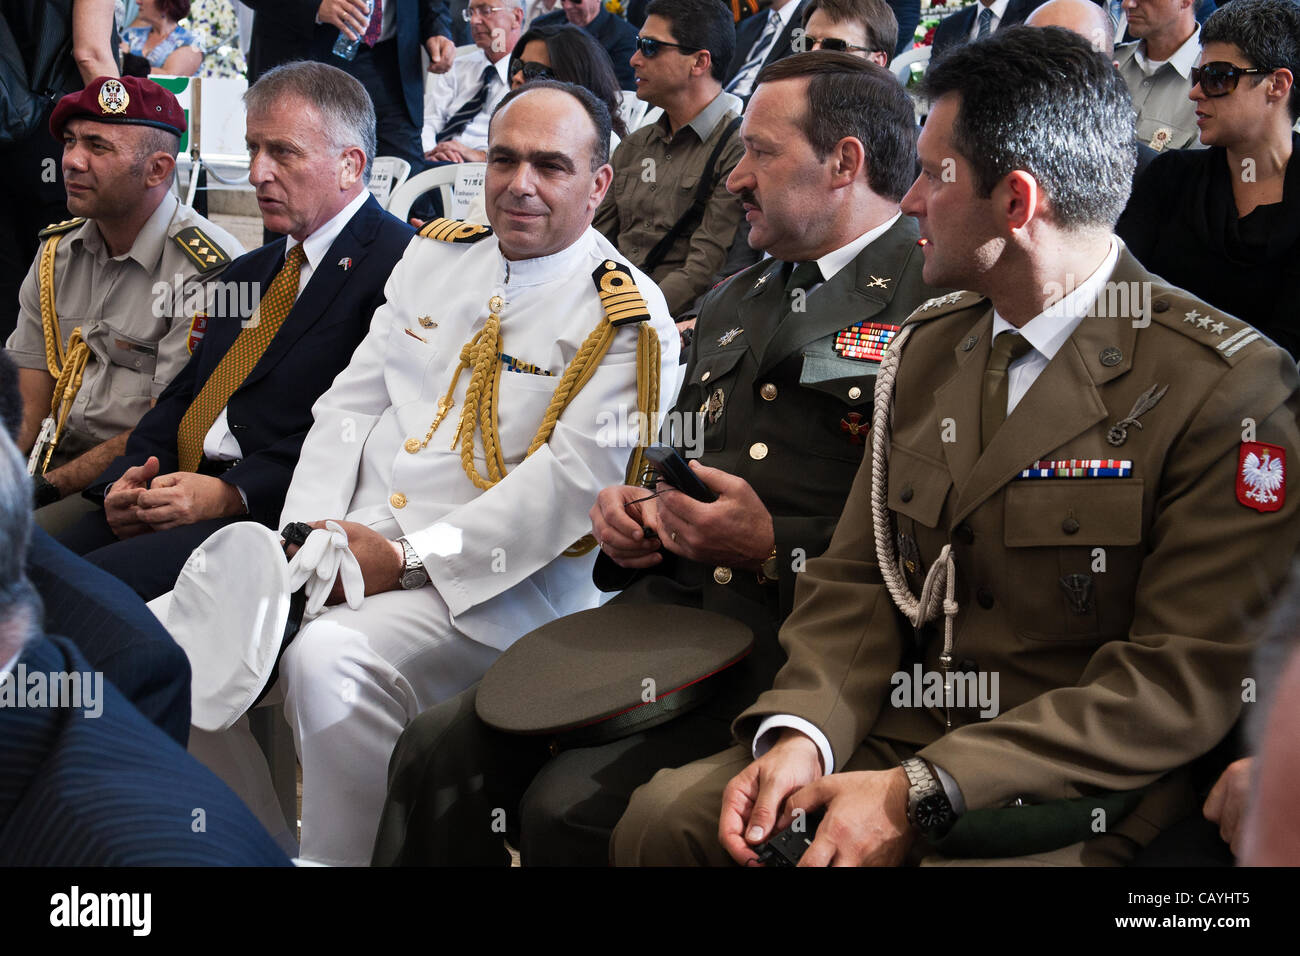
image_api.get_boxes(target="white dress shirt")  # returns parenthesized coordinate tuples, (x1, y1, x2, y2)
(421, 47, 512, 153)
(202, 189, 373, 461)
(752, 236, 1122, 778)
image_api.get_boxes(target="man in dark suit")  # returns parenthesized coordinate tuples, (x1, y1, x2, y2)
(372, 53, 945, 866)
(0, 419, 290, 865)
(535, 0, 640, 88)
(725, 0, 807, 97)
(57, 62, 415, 601)
(931, 0, 1035, 56)
(0, 351, 191, 747)
(244, 0, 456, 168)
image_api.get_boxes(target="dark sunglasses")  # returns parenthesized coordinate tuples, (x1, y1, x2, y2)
(634, 35, 702, 58)
(509, 58, 557, 82)
(805, 35, 872, 54)
(1190, 61, 1272, 97)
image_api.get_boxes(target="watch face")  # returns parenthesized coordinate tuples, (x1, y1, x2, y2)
(401, 569, 428, 590)
(916, 794, 951, 829)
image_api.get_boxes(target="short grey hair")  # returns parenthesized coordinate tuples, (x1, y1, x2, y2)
(244, 61, 378, 183)
(0, 427, 42, 667)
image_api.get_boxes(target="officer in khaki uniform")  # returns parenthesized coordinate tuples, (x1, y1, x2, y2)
(372, 53, 945, 866)
(6, 76, 241, 531)
(612, 28, 1300, 867)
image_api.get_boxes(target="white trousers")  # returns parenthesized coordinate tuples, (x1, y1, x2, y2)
(281, 583, 501, 865)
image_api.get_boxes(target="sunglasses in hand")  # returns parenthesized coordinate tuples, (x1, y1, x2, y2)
(1190, 61, 1272, 98)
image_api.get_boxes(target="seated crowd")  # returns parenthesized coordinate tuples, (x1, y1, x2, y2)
(2, 0, 1300, 869)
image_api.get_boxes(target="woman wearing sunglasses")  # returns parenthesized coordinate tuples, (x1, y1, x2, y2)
(1118, 0, 1300, 359)
(508, 24, 629, 138)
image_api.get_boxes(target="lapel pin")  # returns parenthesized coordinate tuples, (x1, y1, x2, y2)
(338, 257, 353, 271)
(717, 327, 743, 347)
(866, 275, 891, 289)
(418, 315, 436, 329)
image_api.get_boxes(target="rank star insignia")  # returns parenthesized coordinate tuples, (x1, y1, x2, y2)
(1197, 315, 1213, 329)
(918, 291, 965, 312)
(1209, 321, 1228, 335)
(717, 327, 742, 347)
(1237, 441, 1286, 512)
(1183, 310, 1201, 324)
(866, 275, 890, 289)
(98, 78, 129, 114)
(840, 411, 867, 444)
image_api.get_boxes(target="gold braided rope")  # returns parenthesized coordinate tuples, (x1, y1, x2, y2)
(36, 234, 92, 475)
(413, 275, 662, 556)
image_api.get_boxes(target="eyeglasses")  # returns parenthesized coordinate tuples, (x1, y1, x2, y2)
(462, 4, 508, 20)
(1189, 61, 1273, 98)
(633, 35, 703, 58)
(805, 35, 873, 54)
(509, 58, 557, 82)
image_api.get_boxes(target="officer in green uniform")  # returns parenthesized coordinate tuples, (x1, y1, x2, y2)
(6, 76, 240, 532)
(612, 27, 1300, 868)
(372, 53, 947, 866)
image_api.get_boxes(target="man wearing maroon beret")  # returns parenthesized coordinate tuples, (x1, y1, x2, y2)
(5, 75, 244, 533)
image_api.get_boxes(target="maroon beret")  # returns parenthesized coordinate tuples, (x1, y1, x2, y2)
(49, 75, 187, 139)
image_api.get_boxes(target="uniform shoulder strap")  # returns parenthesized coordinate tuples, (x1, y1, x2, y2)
(417, 217, 494, 243)
(172, 226, 233, 274)
(37, 218, 85, 239)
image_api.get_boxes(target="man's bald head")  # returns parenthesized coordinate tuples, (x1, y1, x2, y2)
(1026, 0, 1116, 54)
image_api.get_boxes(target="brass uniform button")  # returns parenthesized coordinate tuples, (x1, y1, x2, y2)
(760, 383, 777, 401)
(713, 566, 733, 585)
(848, 386, 862, 400)
(749, 442, 768, 460)
(390, 492, 408, 509)
(404, 438, 421, 454)
(701, 370, 711, 382)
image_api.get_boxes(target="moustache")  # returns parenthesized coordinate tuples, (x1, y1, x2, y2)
(738, 189, 759, 209)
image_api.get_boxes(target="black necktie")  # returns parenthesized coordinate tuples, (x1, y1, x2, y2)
(981, 330, 1033, 449)
(438, 65, 496, 143)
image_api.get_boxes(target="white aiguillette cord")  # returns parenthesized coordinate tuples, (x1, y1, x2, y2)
(286, 520, 366, 615)
(870, 324, 960, 728)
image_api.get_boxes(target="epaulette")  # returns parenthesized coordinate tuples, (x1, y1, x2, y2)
(38, 218, 86, 238)
(417, 217, 494, 243)
(902, 289, 985, 326)
(172, 226, 232, 273)
(1149, 291, 1271, 366)
(593, 259, 650, 326)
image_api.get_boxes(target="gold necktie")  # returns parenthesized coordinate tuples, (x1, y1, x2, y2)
(176, 243, 307, 472)
(981, 330, 1033, 450)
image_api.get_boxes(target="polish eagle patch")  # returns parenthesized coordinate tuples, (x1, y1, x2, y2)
(1237, 442, 1286, 512)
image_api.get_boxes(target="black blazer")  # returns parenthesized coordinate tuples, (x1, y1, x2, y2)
(90, 195, 415, 526)
(930, 0, 1035, 58)
(0, 634, 291, 865)
(725, 1, 807, 87)
(246, 0, 451, 126)
(535, 8, 639, 90)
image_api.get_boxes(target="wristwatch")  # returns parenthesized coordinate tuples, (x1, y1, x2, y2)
(756, 546, 779, 586)
(33, 474, 61, 509)
(397, 537, 429, 590)
(902, 756, 956, 838)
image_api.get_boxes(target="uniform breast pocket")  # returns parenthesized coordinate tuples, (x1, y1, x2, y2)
(1003, 478, 1145, 641)
(687, 346, 745, 454)
(94, 323, 158, 398)
(798, 352, 876, 462)
(384, 321, 441, 403)
(495, 370, 561, 462)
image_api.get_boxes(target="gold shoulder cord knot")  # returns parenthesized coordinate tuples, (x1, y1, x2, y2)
(410, 262, 663, 556)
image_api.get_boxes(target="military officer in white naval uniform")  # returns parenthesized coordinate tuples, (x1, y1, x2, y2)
(268, 80, 680, 865)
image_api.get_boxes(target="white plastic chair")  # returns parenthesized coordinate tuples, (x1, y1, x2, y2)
(619, 90, 649, 133)
(367, 156, 412, 209)
(890, 45, 931, 84)
(388, 163, 481, 220)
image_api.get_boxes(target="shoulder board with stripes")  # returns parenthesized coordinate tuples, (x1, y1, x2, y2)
(417, 218, 494, 243)
(592, 259, 650, 326)
(38, 218, 86, 238)
(172, 226, 232, 273)
(1149, 294, 1270, 365)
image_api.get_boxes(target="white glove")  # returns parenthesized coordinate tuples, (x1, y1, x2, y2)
(286, 520, 366, 614)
